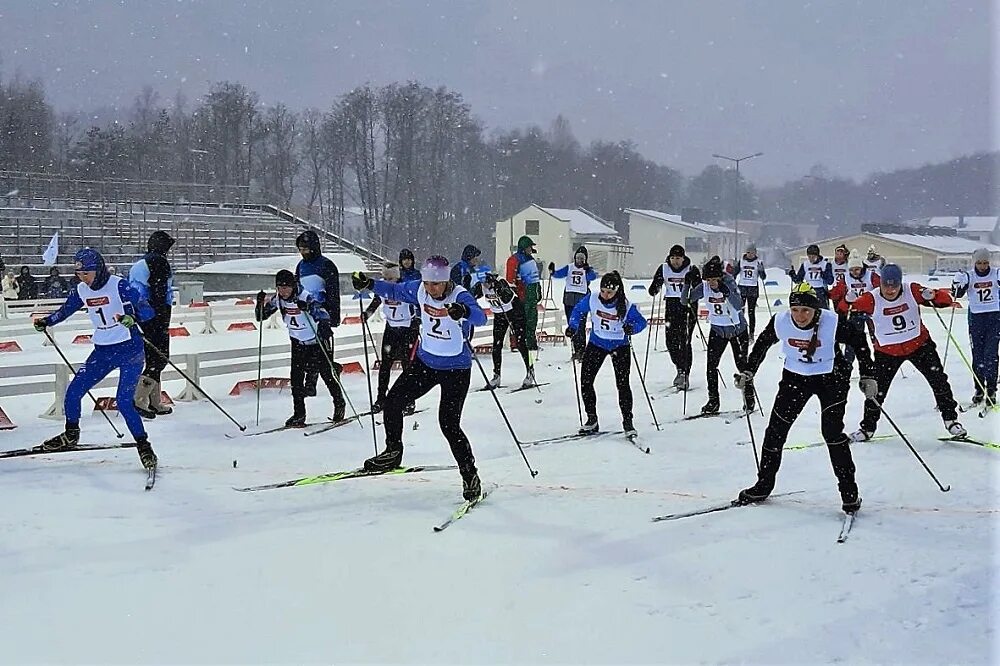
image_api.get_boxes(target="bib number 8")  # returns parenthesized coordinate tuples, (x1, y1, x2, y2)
(713, 304, 724, 315)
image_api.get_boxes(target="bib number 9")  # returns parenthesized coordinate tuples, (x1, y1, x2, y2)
(891, 314, 907, 331)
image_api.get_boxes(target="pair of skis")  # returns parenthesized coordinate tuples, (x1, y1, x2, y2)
(233, 463, 492, 531)
(232, 408, 427, 439)
(650, 490, 857, 543)
(523, 428, 650, 454)
(0, 442, 157, 490)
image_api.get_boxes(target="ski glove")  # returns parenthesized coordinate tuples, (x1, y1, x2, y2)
(647, 284, 659, 297)
(844, 291, 858, 304)
(33, 318, 48, 332)
(623, 323, 635, 336)
(859, 377, 878, 399)
(920, 288, 935, 301)
(352, 271, 374, 291)
(547, 262, 556, 273)
(447, 303, 469, 321)
(565, 326, 576, 338)
(734, 370, 754, 389)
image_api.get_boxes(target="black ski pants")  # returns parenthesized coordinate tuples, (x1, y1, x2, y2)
(492, 301, 531, 374)
(579, 342, 633, 423)
(382, 356, 476, 474)
(663, 298, 695, 374)
(140, 308, 171, 381)
(706, 328, 751, 401)
(290, 338, 345, 416)
(860, 338, 958, 433)
(563, 292, 587, 357)
(377, 324, 418, 400)
(755, 366, 858, 501)
(738, 286, 759, 337)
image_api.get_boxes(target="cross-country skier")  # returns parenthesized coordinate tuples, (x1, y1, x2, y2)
(733, 282, 875, 513)
(473, 272, 533, 389)
(32, 248, 158, 470)
(548, 246, 598, 360)
(849, 263, 966, 441)
(451, 244, 481, 290)
(830, 243, 851, 285)
(688, 258, 754, 415)
(830, 248, 881, 365)
(951, 247, 1000, 406)
(294, 229, 340, 397)
(647, 245, 702, 390)
(789, 244, 834, 309)
(733, 243, 767, 340)
(363, 265, 419, 414)
(398, 248, 421, 282)
(506, 235, 542, 355)
(255, 270, 346, 428)
(864, 244, 886, 275)
(351, 256, 488, 501)
(566, 271, 648, 437)
(129, 230, 175, 419)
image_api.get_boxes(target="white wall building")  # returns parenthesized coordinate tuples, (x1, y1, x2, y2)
(494, 205, 633, 276)
(625, 208, 747, 277)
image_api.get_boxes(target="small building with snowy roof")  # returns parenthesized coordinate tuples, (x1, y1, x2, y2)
(625, 208, 748, 277)
(494, 204, 633, 276)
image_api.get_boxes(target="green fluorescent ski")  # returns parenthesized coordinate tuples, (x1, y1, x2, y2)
(235, 464, 458, 492)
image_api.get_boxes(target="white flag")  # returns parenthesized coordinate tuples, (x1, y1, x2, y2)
(42, 231, 59, 266)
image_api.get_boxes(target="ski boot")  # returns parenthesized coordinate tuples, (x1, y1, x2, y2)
(149, 380, 173, 415)
(461, 468, 482, 501)
(735, 479, 774, 506)
(484, 372, 502, 390)
(700, 396, 720, 415)
(944, 420, 967, 438)
(364, 441, 403, 473)
(676, 372, 690, 391)
(841, 491, 862, 514)
(285, 413, 307, 428)
(622, 417, 637, 439)
(135, 436, 158, 470)
(850, 428, 874, 443)
(42, 425, 80, 452)
(332, 398, 346, 422)
(402, 402, 416, 416)
(133, 375, 157, 420)
(371, 398, 384, 414)
(579, 415, 599, 434)
(672, 371, 682, 388)
(520, 367, 537, 390)
(971, 391, 984, 406)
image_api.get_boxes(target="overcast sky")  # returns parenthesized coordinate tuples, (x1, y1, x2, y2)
(0, 0, 994, 185)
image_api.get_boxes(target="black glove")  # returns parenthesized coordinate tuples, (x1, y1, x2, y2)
(317, 318, 333, 340)
(256, 290, 266, 305)
(254, 291, 268, 321)
(623, 323, 635, 336)
(565, 326, 576, 337)
(483, 272, 498, 287)
(33, 318, 48, 332)
(548, 262, 556, 273)
(352, 271, 373, 291)
(447, 302, 469, 321)
(496, 282, 515, 303)
(648, 285, 659, 297)
(296, 299, 310, 311)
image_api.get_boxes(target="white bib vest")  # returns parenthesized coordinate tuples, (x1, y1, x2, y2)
(736, 258, 763, 287)
(80, 276, 131, 345)
(417, 284, 466, 357)
(775, 309, 838, 375)
(564, 266, 590, 294)
(831, 261, 850, 285)
(480, 281, 514, 314)
(959, 269, 1000, 314)
(278, 292, 318, 342)
(588, 291, 626, 342)
(382, 297, 415, 327)
(845, 271, 877, 301)
(870, 284, 922, 346)
(661, 262, 691, 299)
(802, 259, 829, 289)
(704, 283, 737, 327)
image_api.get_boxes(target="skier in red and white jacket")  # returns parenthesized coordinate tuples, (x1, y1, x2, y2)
(848, 263, 965, 441)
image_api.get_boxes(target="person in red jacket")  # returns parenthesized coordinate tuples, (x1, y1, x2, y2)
(830, 249, 881, 365)
(849, 263, 966, 441)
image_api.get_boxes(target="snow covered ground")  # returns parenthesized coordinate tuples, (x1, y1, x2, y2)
(0, 283, 997, 664)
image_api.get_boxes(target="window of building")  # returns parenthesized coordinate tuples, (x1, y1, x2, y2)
(525, 219, 540, 235)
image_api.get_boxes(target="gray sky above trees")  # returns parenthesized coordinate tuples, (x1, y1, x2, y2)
(0, 0, 992, 185)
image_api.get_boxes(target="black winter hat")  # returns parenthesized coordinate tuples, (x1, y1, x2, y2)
(399, 248, 415, 263)
(296, 230, 322, 254)
(599, 271, 623, 292)
(702, 259, 724, 280)
(147, 230, 175, 254)
(575, 246, 589, 259)
(807, 244, 820, 256)
(668, 245, 685, 258)
(275, 269, 296, 287)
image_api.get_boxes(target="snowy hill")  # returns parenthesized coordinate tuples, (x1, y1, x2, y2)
(0, 292, 996, 663)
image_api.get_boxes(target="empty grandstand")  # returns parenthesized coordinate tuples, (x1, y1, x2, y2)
(0, 171, 389, 280)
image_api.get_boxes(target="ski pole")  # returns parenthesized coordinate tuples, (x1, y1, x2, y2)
(759, 276, 773, 317)
(643, 297, 656, 376)
(358, 304, 379, 455)
(42, 329, 125, 438)
(941, 303, 956, 368)
(255, 302, 264, 426)
(870, 399, 951, 492)
(693, 307, 709, 351)
(362, 305, 381, 363)
(744, 398, 760, 474)
(570, 351, 584, 428)
(930, 305, 993, 408)
(300, 308, 364, 426)
(137, 331, 246, 431)
(465, 339, 538, 477)
(629, 337, 661, 431)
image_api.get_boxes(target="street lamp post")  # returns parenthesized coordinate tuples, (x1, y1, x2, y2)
(712, 151, 763, 260)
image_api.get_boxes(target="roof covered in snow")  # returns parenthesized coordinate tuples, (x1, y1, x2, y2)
(877, 234, 1000, 255)
(625, 208, 737, 235)
(538, 207, 620, 238)
(924, 216, 999, 233)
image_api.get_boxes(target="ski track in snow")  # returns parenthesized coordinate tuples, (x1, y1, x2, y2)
(0, 278, 996, 664)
